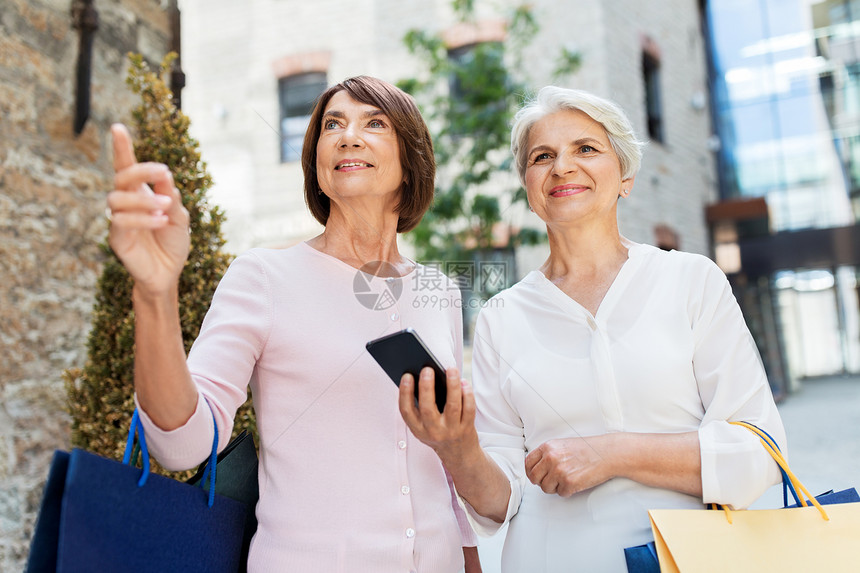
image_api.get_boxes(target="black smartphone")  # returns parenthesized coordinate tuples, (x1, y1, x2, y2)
(366, 328, 449, 412)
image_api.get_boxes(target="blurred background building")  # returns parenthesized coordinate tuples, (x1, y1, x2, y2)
(703, 0, 860, 394)
(180, 0, 716, 255)
(179, 0, 716, 338)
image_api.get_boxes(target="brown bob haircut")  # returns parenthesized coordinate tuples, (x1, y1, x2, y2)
(302, 76, 436, 233)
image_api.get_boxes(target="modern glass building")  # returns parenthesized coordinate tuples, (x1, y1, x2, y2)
(703, 0, 860, 392)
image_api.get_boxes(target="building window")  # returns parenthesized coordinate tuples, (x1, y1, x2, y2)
(448, 43, 481, 102)
(447, 42, 506, 132)
(278, 72, 326, 162)
(642, 51, 664, 143)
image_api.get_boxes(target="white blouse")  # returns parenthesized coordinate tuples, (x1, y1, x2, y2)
(464, 242, 785, 572)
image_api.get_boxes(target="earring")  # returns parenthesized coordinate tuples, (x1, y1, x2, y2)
(620, 188, 630, 197)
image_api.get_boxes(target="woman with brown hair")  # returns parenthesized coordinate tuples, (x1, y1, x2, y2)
(107, 76, 479, 572)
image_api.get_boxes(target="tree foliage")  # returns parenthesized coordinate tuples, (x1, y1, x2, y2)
(63, 53, 256, 479)
(398, 2, 581, 282)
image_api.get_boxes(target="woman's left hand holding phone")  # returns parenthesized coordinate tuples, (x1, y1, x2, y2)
(107, 123, 190, 296)
(399, 367, 478, 458)
(399, 368, 512, 523)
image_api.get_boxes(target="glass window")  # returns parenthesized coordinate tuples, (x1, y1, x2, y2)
(446, 42, 507, 136)
(642, 52, 664, 143)
(278, 72, 327, 163)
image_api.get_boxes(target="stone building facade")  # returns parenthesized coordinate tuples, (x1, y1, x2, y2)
(179, 0, 717, 263)
(0, 0, 169, 568)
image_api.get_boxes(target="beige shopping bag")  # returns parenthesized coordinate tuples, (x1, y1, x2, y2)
(648, 421, 860, 572)
(648, 502, 860, 572)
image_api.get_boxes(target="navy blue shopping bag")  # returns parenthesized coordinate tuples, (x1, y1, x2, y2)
(26, 409, 249, 573)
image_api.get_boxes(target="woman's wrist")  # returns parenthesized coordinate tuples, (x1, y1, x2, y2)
(435, 431, 484, 471)
(599, 432, 631, 481)
(132, 282, 180, 310)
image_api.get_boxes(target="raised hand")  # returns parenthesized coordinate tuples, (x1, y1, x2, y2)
(107, 123, 190, 295)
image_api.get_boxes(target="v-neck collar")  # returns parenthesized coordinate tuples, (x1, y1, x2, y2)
(526, 242, 649, 321)
(300, 240, 419, 279)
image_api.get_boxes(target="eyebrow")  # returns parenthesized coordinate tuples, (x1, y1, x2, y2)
(528, 137, 604, 156)
(322, 109, 388, 120)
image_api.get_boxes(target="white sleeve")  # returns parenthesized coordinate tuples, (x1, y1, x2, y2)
(460, 309, 527, 536)
(692, 258, 785, 508)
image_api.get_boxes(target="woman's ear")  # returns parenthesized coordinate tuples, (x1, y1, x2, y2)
(620, 175, 636, 197)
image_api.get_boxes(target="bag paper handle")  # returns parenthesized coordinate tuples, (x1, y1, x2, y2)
(122, 405, 220, 508)
(726, 421, 829, 522)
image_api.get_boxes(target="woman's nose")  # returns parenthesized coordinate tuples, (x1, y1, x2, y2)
(339, 124, 364, 148)
(552, 152, 577, 176)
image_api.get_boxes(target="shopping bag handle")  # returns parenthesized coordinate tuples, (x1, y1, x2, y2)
(731, 422, 801, 507)
(730, 421, 803, 507)
(722, 421, 829, 522)
(122, 406, 220, 508)
(123, 410, 151, 487)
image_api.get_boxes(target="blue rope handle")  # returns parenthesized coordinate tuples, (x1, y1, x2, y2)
(122, 409, 150, 487)
(123, 406, 220, 507)
(193, 401, 220, 508)
(205, 409, 218, 508)
(736, 422, 801, 507)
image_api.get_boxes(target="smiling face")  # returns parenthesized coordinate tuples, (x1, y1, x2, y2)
(524, 108, 634, 226)
(315, 90, 404, 208)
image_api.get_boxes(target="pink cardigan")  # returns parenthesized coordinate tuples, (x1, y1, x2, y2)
(138, 243, 476, 572)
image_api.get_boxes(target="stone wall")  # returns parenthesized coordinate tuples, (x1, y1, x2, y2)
(0, 1, 168, 569)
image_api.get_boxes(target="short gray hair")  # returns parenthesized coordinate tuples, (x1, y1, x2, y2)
(511, 86, 645, 185)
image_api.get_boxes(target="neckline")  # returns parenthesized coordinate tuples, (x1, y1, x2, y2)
(299, 240, 419, 279)
(527, 242, 647, 320)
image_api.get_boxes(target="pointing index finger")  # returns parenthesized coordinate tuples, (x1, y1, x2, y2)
(111, 123, 138, 172)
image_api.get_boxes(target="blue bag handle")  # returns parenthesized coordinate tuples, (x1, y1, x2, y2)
(734, 422, 801, 508)
(122, 406, 220, 508)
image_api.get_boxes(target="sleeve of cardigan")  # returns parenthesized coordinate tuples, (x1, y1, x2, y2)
(690, 256, 786, 509)
(458, 308, 526, 536)
(136, 251, 272, 470)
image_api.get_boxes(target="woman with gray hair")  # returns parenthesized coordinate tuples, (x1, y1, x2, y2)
(400, 86, 785, 571)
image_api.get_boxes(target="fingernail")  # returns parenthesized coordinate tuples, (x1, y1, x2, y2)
(155, 195, 171, 206)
